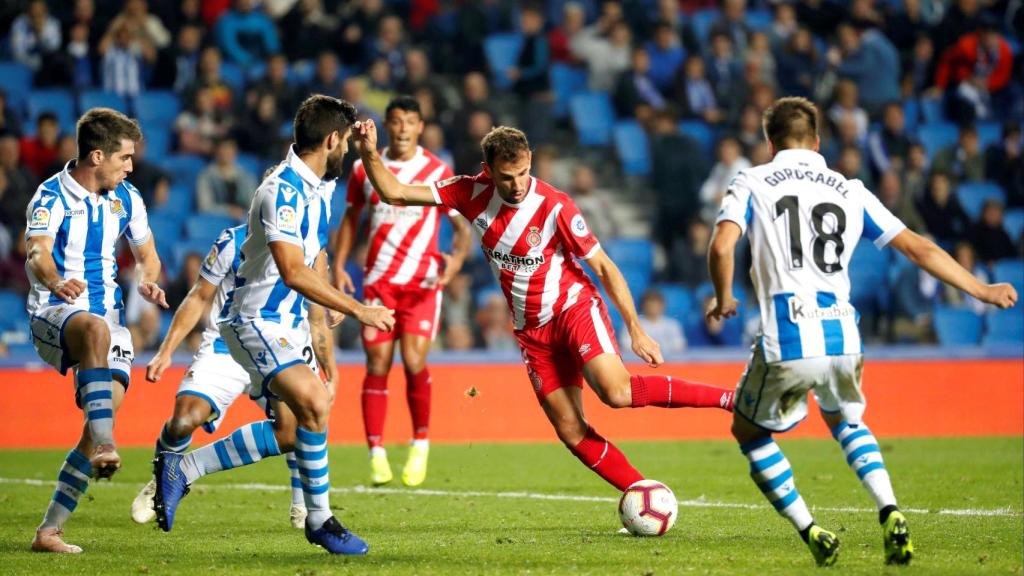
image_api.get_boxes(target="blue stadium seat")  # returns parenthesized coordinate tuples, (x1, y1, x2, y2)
(1003, 208, 1024, 242)
(917, 122, 959, 159)
(957, 182, 1006, 221)
(689, 8, 720, 43)
(6, 342, 36, 357)
(437, 215, 453, 252)
(992, 259, 1024, 293)
(693, 280, 747, 310)
(140, 123, 171, 157)
(27, 89, 75, 131)
(236, 152, 265, 179)
(185, 214, 237, 241)
(483, 33, 523, 90)
(147, 213, 183, 250)
(618, 265, 651, 301)
(902, 98, 920, 133)
(0, 289, 24, 330)
(549, 63, 587, 119)
(613, 120, 651, 176)
(79, 90, 128, 114)
(933, 307, 983, 345)
(570, 91, 615, 147)
(135, 91, 181, 125)
(220, 62, 245, 91)
(983, 308, 1024, 345)
(158, 154, 205, 188)
(746, 9, 772, 31)
(0, 60, 33, 110)
(919, 95, 944, 124)
(976, 121, 1002, 150)
(678, 120, 715, 158)
(604, 238, 653, 274)
(652, 283, 693, 323)
(849, 238, 890, 312)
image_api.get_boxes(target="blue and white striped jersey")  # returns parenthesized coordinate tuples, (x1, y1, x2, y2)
(225, 147, 334, 328)
(24, 162, 152, 326)
(198, 224, 246, 354)
(717, 149, 905, 363)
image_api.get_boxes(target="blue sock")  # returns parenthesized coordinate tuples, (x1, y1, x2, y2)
(40, 449, 92, 529)
(178, 420, 281, 483)
(77, 368, 114, 446)
(740, 437, 814, 531)
(295, 426, 331, 527)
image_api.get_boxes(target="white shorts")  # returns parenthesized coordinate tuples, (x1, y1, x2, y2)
(734, 340, 866, 432)
(176, 341, 254, 433)
(218, 318, 318, 401)
(29, 304, 134, 385)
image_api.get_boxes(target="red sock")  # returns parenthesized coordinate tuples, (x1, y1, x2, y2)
(405, 368, 431, 440)
(570, 427, 644, 491)
(361, 374, 389, 448)
(630, 374, 734, 411)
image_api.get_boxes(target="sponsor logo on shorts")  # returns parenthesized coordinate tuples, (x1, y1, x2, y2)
(278, 338, 293, 350)
(578, 343, 591, 356)
(570, 214, 589, 238)
(526, 226, 541, 247)
(29, 207, 50, 229)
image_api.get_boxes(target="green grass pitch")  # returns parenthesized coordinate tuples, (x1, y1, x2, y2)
(1, 437, 1021, 575)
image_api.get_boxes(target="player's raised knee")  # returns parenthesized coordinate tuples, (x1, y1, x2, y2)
(595, 384, 633, 409)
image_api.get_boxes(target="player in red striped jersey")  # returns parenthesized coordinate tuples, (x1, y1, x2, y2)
(353, 120, 734, 495)
(334, 96, 472, 487)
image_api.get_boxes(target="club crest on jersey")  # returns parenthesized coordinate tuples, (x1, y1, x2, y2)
(570, 214, 589, 237)
(526, 226, 542, 247)
(29, 206, 50, 229)
(277, 205, 297, 233)
(109, 198, 126, 218)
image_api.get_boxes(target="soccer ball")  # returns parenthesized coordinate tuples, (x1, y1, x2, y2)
(618, 479, 678, 536)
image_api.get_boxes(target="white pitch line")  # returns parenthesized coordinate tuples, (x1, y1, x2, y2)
(0, 476, 1020, 518)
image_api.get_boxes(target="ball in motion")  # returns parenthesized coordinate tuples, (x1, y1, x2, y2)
(618, 479, 678, 536)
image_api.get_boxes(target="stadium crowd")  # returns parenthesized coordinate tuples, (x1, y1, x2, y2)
(0, 0, 1021, 356)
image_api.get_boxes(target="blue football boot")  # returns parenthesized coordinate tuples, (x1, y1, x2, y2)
(305, 516, 369, 555)
(153, 451, 190, 532)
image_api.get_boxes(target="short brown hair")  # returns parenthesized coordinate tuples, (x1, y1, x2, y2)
(293, 94, 358, 154)
(77, 108, 141, 159)
(762, 97, 818, 150)
(480, 126, 530, 166)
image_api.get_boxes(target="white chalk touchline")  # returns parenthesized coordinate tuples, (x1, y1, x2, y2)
(0, 476, 1019, 518)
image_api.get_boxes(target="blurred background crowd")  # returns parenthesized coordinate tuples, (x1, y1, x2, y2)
(0, 0, 1021, 358)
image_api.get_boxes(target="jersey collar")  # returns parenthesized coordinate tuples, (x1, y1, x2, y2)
(773, 148, 827, 168)
(285, 145, 328, 189)
(60, 160, 92, 200)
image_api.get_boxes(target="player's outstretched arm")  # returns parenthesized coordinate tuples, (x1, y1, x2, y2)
(706, 221, 742, 321)
(587, 248, 663, 367)
(332, 207, 360, 293)
(888, 229, 1018, 308)
(438, 213, 472, 286)
(25, 236, 85, 304)
(352, 119, 439, 206)
(268, 240, 396, 331)
(131, 236, 169, 309)
(146, 277, 219, 382)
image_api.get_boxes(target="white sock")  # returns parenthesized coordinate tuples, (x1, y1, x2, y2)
(295, 427, 331, 528)
(832, 422, 897, 510)
(285, 453, 304, 507)
(40, 449, 92, 529)
(179, 420, 281, 484)
(741, 437, 814, 531)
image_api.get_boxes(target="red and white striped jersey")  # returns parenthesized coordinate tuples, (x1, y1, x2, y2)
(348, 146, 455, 288)
(431, 173, 601, 330)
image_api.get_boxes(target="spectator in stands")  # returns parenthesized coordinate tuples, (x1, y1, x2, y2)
(175, 86, 232, 156)
(129, 138, 170, 209)
(837, 145, 872, 185)
(421, 122, 455, 169)
(341, 76, 382, 128)
(621, 290, 686, 354)
(768, 2, 798, 50)
(476, 292, 517, 351)
(165, 0, 204, 36)
(0, 91, 22, 138)
(215, 0, 280, 67)
(901, 143, 930, 201)
(879, 170, 927, 232)
(734, 104, 763, 152)
(0, 226, 29, 292)
(907, 34, 937, 94)
(279, 0, 338, 62)
(935, 18, 1015, 123)
(868, 102, 915, 176)
(746, 32, 777, 91)
(100, 20, 156, 98)
(63, 22, 95, 90)
(62, 0, 103, 49)
(0, 135, 34, 221)
(251, 53, 300, 118)
(677, 54, 723, 124)
(166, 252, 204, 312)
(969, 199, 1015, 264)
(613, 46, 666, 119)
(454, 109, 493, 175)
(645, 21, 686, 94)
(548, 1, 585, 65)
(574, 20, 633, 93)
(398, 48, 450, 120)
(509, 5, 552, 116)
(101, 0, 171, 53)
(985, 123, 1023, 208)
(185, 46, 236, 114)
(931, 0, 985, 55)
(828, 21, 901, 114)
(886, 0, 930, 60)
(445, 324, 475, 351)
(918, 171, 970, 245)
(19, 113, 59, 180)
(43, 135, 77, 177)
(152, 24, 203, 92)
(335, 0, 385, 69)
(569, 165, 619, 241)
(196, 138, 257, 220)
(709, 0, 752, 55)
(235, 92, 282, 161)
(827, 80, 869, 143)
(933, 124, 985, 182)
(10, 0, 61, 74)
(362, 59, 395, 117)
(670, 219, 712, 287)
(373, 15, 408, 82)
(795, 0, 847, 40)
(452, 72, 501, 144)
(700, 136, 750, 223)
(650, 110, 707, 251)
(932, 241, 990, 314)
(441, 272, 475, 349)
(308, 51, 345, 96)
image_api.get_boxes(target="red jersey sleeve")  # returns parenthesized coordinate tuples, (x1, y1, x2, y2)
(436, 164, 460, 218)
(556, 198, 601, 260)
(346, 160, 367, 210)
(430, 174, 474, 216)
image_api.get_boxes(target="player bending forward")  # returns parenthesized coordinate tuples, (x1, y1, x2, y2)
(354, 120, 733, 498)
(132, 223, 338, 529)
(335, 96, 471, 487)
(707, 97, 1017, 567)
(25, 108, 168, 553)
(153, 95, 395, 555)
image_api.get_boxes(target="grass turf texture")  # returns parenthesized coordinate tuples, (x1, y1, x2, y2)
(0, 437, 1021, 575)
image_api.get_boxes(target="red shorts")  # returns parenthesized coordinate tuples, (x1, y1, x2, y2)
(514, 296, 621, 401)
(361, 283, 442, 346)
